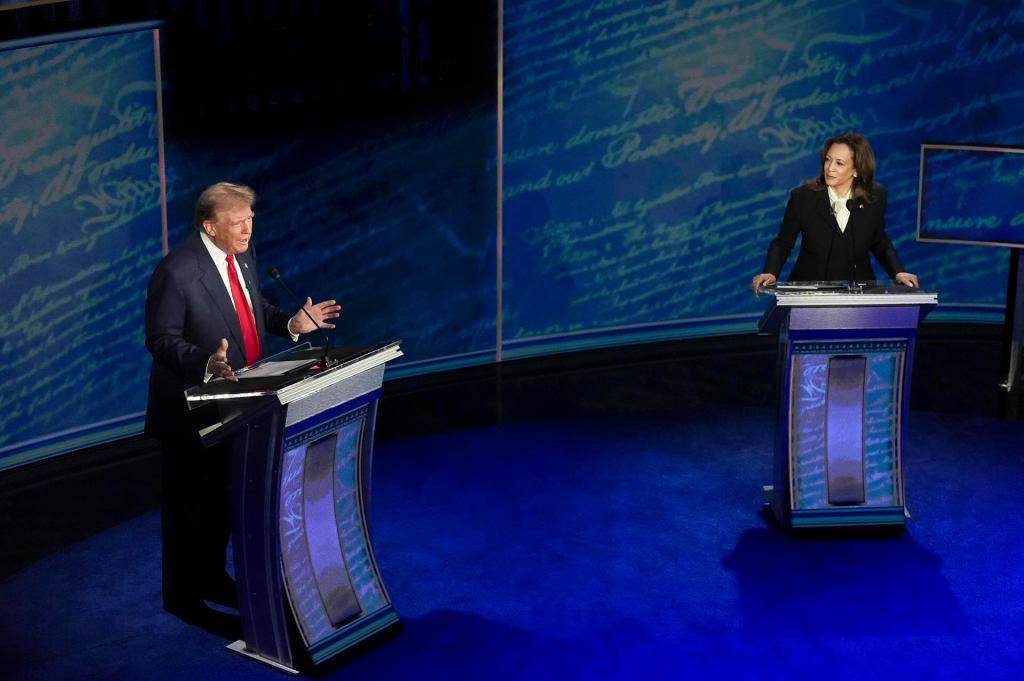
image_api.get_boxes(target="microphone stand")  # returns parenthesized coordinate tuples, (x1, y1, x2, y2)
(832, 198, 861, 292)
(845, 199, 861, 292)
(267, 266, 337, 369)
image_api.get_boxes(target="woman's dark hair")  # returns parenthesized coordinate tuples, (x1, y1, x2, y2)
(805, 132, 878, 203)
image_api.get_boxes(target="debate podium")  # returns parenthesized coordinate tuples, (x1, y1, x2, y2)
(758, 283, 937, 529)
(186, 341, 402, 673)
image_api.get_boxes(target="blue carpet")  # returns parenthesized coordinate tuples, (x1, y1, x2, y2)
(1, 408, 1022, 679)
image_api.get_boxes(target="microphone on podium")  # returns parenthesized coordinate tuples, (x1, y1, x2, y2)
(267, 266, 335, 368)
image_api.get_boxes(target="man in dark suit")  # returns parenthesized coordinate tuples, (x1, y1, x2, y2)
(752, 132, 919, 293)
(145, 182, 340, 624)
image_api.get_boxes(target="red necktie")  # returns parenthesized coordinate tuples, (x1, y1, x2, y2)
(225, 254, 261, 366)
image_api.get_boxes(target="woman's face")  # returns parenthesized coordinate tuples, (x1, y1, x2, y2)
(823, 143, 856, 194)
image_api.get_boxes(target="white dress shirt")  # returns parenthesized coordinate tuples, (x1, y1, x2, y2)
(827, 186, 853, 232)
(199, 231, 256, 311)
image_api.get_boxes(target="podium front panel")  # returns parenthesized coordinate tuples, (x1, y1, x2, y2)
(788, 341, 904, 514)
(207, 342, 403, 672)
(759, 288, 935, 529)
(278, 393, 396, 664)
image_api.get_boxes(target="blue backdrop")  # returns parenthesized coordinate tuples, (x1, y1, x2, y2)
(161, 107, 499, 375)
(3, 1, 1024, 468)
(502, 0, 1024, 356)
(0, 25, 163, 468)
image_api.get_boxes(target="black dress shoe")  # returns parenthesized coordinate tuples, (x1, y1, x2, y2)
(165, 601, 242, 640)
(164, 599, 210, 624)
(202, 573, 239, 609)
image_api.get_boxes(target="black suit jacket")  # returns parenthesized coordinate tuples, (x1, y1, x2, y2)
(144, 231, 292, 439)
(761, 183, 906, 282)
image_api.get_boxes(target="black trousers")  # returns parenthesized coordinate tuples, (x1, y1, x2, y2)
(159, 433, 232, 610)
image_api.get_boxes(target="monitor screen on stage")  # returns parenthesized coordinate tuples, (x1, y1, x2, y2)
(918, 144, 1024, 249)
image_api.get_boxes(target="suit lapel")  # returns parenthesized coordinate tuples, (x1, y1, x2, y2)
(845, 196, 866, 238)
(237, 251, 266, 336)
(190, 233, 247, 353)
(818, 190, 842, 235)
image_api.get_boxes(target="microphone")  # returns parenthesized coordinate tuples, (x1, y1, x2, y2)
(267, 266, 335, 368)
(830, 198, 861, 288)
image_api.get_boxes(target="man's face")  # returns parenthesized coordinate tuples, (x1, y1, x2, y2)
(204, 199, 254, 255)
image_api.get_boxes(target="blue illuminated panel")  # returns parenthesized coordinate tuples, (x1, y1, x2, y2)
(790, 346, 900, 510)
(279, 405, 393, 661)
(918, 144, 1024, 248)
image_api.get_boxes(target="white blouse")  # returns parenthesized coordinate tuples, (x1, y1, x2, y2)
(827, 185, 853, 232)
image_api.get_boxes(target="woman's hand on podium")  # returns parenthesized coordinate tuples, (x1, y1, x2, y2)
(895, 272, 919, 288)
(752, 273, 777, 295)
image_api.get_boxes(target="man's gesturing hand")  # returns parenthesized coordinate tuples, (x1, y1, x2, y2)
(206, 338, 237, 382)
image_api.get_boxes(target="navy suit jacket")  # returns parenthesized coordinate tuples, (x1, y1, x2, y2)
(144, 230, 292, 439)
(761, 183, 906, 282)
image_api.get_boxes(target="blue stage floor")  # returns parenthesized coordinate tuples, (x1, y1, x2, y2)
(1, 407, 1022, 680)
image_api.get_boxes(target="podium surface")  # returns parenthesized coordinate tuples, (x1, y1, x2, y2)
(186, 341, 402, 673)
(758, 283, 937, 529)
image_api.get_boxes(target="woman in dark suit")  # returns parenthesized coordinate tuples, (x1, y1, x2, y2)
(751, 132, 919, 293)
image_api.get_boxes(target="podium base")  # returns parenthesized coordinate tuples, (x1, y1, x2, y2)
(226, 640, 300, 675)
(789, 506, 906, 528)
(762, 485, 908, 529)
